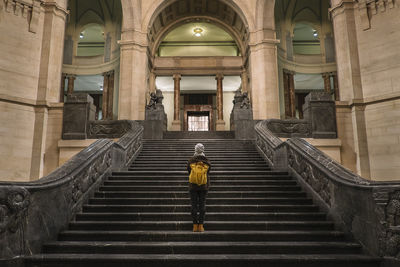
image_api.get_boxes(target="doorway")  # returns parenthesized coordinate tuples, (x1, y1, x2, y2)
(187, 111, 210, 131)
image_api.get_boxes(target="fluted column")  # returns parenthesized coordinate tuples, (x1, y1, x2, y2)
(171, 74, 181, 131)
(216, 74, 226, 131)
(66, 74, 76, 95)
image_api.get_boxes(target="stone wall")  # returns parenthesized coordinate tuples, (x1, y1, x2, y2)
(0, 0, 68, 181)
(0, 102, 36, 181)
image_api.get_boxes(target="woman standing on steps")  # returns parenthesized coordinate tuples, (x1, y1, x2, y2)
(187, 143, 211, 232)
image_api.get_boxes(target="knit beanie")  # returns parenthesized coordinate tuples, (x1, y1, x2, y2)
(194, 143, 205, 157)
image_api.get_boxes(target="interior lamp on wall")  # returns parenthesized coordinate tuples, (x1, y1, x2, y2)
(313, 30, 318, 37)
(193, 27, 203, 37)
(79, 32, 84, 39)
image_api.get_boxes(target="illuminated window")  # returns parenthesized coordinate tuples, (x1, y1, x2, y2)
(188, 115, 209, 131)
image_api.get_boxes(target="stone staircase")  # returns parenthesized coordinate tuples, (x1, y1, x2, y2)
(26, 139, 380, 267)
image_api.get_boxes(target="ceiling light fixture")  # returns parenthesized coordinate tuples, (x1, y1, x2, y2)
(193, 27, 203, 37)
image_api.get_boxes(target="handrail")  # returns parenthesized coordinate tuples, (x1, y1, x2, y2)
(255, 120, 400, 264)
(0, 121, 143, 261)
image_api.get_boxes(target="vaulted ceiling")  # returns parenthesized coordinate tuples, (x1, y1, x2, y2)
(67, 0, 122, 26)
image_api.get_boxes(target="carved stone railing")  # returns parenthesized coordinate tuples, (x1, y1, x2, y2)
(0, 121, 143, 262)
(255, 120, 400, 265)
(264, 119, 311, 138)
(88, 120, 137, 139)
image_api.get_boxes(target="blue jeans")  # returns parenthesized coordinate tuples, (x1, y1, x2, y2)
(190, 190, 207, 224)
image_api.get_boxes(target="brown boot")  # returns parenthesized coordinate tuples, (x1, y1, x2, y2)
(193, 224, 198, 232)
(198, 224, 204, 232)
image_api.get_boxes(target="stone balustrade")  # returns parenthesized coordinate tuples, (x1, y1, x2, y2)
(255, 120, 400, 266)
(0, 121, 143, 263)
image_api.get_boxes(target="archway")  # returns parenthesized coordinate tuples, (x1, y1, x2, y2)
(145, 0, 250, 131)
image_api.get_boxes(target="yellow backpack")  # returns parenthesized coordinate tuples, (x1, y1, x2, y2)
(189, 162, 209, 185)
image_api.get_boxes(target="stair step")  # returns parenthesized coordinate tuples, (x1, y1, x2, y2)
(103, 180, 298, 186)
(58, 230, 347, 242)
(42, 241, 362, 255)
(26, 253, 381, 267)
(69, 221, 333, 231)
(82, 204, 319, 213)
(89, 197, 314, 205)
(98, 185, 302, 192)
(74, 212, 326, 221)
(93, 191, 308, 198)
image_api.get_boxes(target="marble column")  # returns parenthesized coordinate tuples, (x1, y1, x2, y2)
(66, 74, 76, 95)
(240, 70, 248, 93)
(60, 73, 66, 102)
(149, 72, 156, 93)
(332, 72, 340, 101)
(171, 74, 181, 131)
(288, 71, 296, 118)
(102, 72, 109, 120)
(216, 74, 225, 131)
(283, 70, 295, 118)
(323, 73, 332, 94)
(107, 71, 115, 120)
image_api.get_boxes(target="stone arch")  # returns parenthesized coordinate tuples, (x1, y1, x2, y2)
(146, 0, 251, 58)
(256, 0, 275, 31)
(143, 0, 255, 34)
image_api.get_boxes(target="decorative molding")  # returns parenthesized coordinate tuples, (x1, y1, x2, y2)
(0, 187, 30, 234)
(87, 120, 135, 139)
(2, 0, 44, 33)
(358, 0, 398, 31)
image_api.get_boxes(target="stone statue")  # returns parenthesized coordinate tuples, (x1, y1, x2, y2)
(232, 89, 251, 109)
(146, 89, 164, 110)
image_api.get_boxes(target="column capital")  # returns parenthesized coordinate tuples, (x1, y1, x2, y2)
(322, 72, 331, 78)
(66, 74, 76, 79)
(283, 69, 295, 76)
(173, 74, 181, 80)
(215, 73, 224, 80)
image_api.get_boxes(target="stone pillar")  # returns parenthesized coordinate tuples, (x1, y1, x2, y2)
(322, 73, 332, 94)
(102, 72, 109, 120)
(62, 93, 96, 140)
(118, 36, 148, 120)
(249, 38, 280, 120)
(330, 1, 370, 178)
(332, 72, 340, 100)
(216, 74, 226, 131)
(303, 92, 337, 139)
(171, 74, 181, 131)
(60, 73, 66, 102)
(67, 74, 76, 95)
(283, 70, 295, 118)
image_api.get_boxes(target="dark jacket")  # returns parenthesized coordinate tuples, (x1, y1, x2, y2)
(187, 155, 211, 191)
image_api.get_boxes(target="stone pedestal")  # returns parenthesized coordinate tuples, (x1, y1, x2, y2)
(231, 109, 254, 139)
(216, 120, 226, 131)
(303, 92, 337, 139)
(144, 108, 167, 139)
(230, 90, 255, 140)
(62, 93, 96, 140)
(171, 120, 181, 131)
